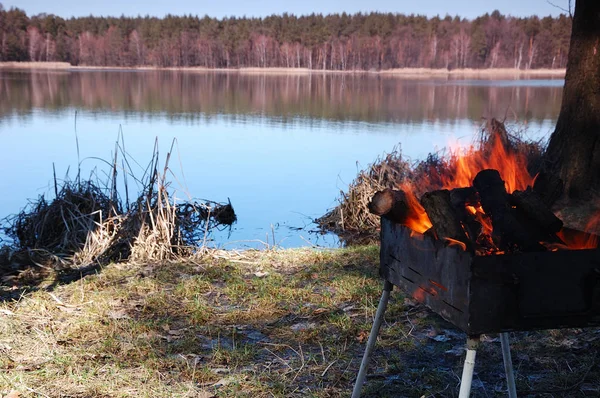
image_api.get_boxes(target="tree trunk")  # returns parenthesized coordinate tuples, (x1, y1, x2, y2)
(545, 0, 600, 198)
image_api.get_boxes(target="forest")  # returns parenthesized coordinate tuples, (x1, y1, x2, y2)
(0, 5, 572, 70)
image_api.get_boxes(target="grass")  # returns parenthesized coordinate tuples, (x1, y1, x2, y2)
(1, 246, 599, 397)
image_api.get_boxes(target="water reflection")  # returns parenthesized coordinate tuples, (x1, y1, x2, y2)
(0, 70, 562, 248)
(0, 70, 562, 124)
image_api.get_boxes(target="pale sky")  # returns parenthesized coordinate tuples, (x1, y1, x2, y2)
(1, 0, 570, 19)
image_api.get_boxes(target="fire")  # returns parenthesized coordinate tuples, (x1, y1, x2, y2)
(555, 213, 600, 250)
(428, 279, 448, 291)
(397, 182, 433, 233)
(397, 129, 532, 248)
(388, 124, 600, 253)
(444, 136, 532, 193)
(413, 288, 427, 302)
(467, 205, 493, 236)
(445, 238, 467, 251)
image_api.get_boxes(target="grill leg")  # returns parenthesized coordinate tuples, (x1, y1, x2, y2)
(459, 336, 480, 398)
(500, 332, 518, 398)
(351, 280, 393, 398)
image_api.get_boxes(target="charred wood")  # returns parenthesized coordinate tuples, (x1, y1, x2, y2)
(532, 171, 564, 207)
(420, 189, 472, 251)
(449, 187, 483, 241)
(511, 188, 563, 233)
(368, 189, 411, 224)
(449, 187, 479, 207)
(473, 169, 545, 251)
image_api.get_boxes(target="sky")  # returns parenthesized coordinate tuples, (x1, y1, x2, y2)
(1, 0, 570, 20)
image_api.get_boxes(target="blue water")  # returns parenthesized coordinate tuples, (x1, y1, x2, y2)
(0, 72, 562, 248)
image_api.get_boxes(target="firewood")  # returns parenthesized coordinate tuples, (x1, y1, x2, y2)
(532, 171, 564, 207)
(420, 189, 472, 251)
(368, 189, 411, 224)
(473, 169, 545, 251)
(449, 187, 482, 241)
(511, 188, 563, 233)
(449, 187, 479, 207)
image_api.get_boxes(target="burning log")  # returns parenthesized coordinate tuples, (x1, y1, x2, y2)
(449, 187, 479, 207)
(420, 190, 472, 251)
(368, 189, 411, 224)
(368, 169, 576, 255)
(532, 171, 564, 207)
(449, 187, 483, 241)
(473, 169, 545, 252)
(511, 188, 563, 233)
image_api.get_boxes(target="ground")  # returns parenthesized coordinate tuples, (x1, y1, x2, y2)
(1, 246, 599, 397)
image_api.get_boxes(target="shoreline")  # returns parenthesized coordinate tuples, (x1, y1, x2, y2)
(0, 62, 566, 78)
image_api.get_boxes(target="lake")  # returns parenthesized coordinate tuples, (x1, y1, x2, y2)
(0, 70, 563, 248)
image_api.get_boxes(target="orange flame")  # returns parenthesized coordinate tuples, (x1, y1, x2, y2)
(556, 214, 600, 250)
(428, 279, 448, 291)
(392, 127, 600, 253)
(468, 205, 493, 236)
(445, 137, 532, 193)
(445, 238, 467, 251)
(398, 182, 433, 233)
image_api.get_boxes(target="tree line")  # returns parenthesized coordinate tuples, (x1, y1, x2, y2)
(0, 5, 572, 70)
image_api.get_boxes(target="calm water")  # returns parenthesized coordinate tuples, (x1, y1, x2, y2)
(0, 70, 563, 248)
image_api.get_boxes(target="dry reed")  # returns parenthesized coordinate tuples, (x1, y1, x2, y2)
(1, 135, 236, 273)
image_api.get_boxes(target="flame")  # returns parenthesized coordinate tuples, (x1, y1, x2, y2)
(396, 129, 533, 239)
(445, 136, 532, 193)
(398, 182, 433, 233)
(388, 126, 600, 253)
(470, 205, 493, 236)
(546, 218, 600, 250)
(445, 238, 467, 251)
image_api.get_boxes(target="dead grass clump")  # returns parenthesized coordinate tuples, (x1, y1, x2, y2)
(3, 180, 116, 255)
(317, 118, 546, 244)
(0, 136, 236, 277)
(316, 149, 411, 243)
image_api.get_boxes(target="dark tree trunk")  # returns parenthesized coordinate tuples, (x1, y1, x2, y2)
(545, 0, 600, 198)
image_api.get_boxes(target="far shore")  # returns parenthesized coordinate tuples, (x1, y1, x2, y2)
(0, 61, 566, 78)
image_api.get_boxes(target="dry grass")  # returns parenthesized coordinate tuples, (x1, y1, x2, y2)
(0, 246, 382, 397)
(0, 135, 236, 284)
(1, 246, 598, 397)
(316, 149, 412, 244)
